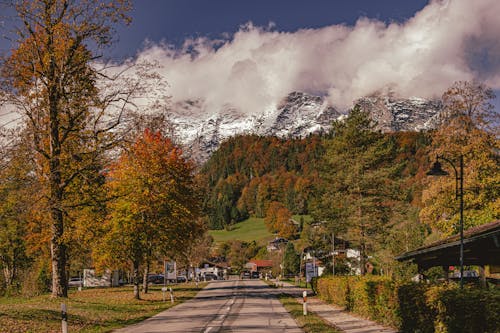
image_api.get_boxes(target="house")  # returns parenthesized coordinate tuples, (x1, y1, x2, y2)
(302, 237, 364, 276)
(246, 259, 273, 273)
(197, 258, 229, 279)
(266, 237, 288, 251)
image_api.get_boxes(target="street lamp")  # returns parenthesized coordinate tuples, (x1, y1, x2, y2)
(426, 154, 464, 289)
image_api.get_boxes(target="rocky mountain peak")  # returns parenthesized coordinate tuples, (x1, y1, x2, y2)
(356, 92, 442, 132)
(168, 91, 443, 164)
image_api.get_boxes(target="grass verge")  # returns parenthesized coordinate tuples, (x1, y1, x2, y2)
(0, 283, 206, 332)
(278, 294, 341, 333)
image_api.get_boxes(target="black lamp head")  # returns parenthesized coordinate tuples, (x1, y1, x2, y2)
(426, 160, 449, 176)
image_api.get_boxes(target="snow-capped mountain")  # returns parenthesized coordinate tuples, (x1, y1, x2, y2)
(356, 91, 443, 132)
(168, 91, 442, 163)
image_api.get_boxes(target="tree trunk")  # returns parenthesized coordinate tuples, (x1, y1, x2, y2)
(49, 74, 67, 297)
(359, 240, 366, 275)
(133, 260, 141, 300)
(142, 262, 150, 294)
(2, 266, 13, 286)
(50, 191, 67, 297)
(357, 192, 366, 276)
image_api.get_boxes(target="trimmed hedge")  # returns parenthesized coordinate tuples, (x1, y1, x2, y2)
(316, 276, 500, 332)
(423, 284, 500, 333)
(398, 283, 435, 333)
(316, 276, 399, 327)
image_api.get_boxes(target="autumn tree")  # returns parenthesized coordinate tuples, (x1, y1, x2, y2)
(225, 240, 259, 272)
(421, 81, 499, 233)
(265, 201, 297, 239)
(0, 0, 169, 297)
(177, 231, 212, 277)
(0, 132, 34, 291)
(101, 130, 202, 299)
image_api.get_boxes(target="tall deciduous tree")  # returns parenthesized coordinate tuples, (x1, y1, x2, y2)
(0, 0, 167, 297)
(101, 130, 202, 299)
(421, 81, 499, 233)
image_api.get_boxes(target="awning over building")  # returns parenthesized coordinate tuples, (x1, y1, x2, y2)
(395, 220, 500, 271)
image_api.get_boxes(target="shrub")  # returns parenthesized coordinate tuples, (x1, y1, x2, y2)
(316, 276, 499, 332)
(316, 275, 399, 327)
(398, 283, 436, 333)
(316, 276, 349, 307)
(427, 285, 500, 333)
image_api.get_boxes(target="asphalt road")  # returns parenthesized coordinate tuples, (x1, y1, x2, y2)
(114, 278, 303, 333)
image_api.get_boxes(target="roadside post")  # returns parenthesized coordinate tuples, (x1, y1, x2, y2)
(302, 291, 307, 316)
(161, 287, 168, 302)
(61, 303, 68, 333)
(169, 287, 174, 303)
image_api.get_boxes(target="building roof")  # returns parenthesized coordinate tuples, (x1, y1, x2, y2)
(396, 220, 500, 270)
(249, 259, 273, 268)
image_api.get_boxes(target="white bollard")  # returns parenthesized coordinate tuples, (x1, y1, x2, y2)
(61, 303, 68, 333)
(161, 287, 167, 302)
(169, 287, 174, 303)
(302, 291, 307, 316)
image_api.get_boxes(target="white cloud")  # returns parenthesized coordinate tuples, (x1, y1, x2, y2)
(133, 0, 500, 114)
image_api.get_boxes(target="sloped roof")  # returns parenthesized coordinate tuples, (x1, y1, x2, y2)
(396, 220, 500, 269)
(249, 259, 273, 267)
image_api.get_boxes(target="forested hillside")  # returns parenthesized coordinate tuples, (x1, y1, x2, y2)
(198, 125, 431, 231)
(198, 134, 326, 229)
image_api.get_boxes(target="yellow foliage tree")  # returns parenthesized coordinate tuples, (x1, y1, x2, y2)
(421, 81, 499, 234)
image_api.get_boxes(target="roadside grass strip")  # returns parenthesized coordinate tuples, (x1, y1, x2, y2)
(0, 283, 206, 333)
(277, 294, 342, 333)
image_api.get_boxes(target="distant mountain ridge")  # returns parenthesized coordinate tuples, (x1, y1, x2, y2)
(167, 91, 442, 163)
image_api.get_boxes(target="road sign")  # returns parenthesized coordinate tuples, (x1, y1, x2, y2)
(305, 262, 317, 283)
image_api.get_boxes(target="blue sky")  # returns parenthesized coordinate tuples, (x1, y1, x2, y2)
(1, 0, 499, 113)
(111, 0, 429, 58)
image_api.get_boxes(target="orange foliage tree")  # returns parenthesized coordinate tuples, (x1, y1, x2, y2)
(100, 130, 203, 299)
(265, 201, 297, 239)
(0, 0, 133, 297)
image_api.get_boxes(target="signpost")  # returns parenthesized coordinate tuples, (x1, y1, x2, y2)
(164, 261, 177, 284)
(305, 262, 317, 283)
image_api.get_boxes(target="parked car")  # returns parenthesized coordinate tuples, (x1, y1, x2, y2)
(204, 273, 218, 281)
(251, 271, 260, 279)
(147, 274, 165, 284)
(68, 277, 83, 287)
(240, 271, 251, 279)
(176, 275, 187, 283)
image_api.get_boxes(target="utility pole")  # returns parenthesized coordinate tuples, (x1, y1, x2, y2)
(332, 232, 335, 276)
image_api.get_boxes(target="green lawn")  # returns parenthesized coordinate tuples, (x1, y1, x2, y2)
(0, 283, 205, 332)
(209, 217, 274, 244)
(292, 215, 313, 224)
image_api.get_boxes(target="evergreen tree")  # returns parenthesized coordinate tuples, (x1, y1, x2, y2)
(282, 242, 300, 276)
(313, 106, 400, 274)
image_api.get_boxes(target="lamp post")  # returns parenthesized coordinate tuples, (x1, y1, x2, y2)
(426, 154, 464, 289)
